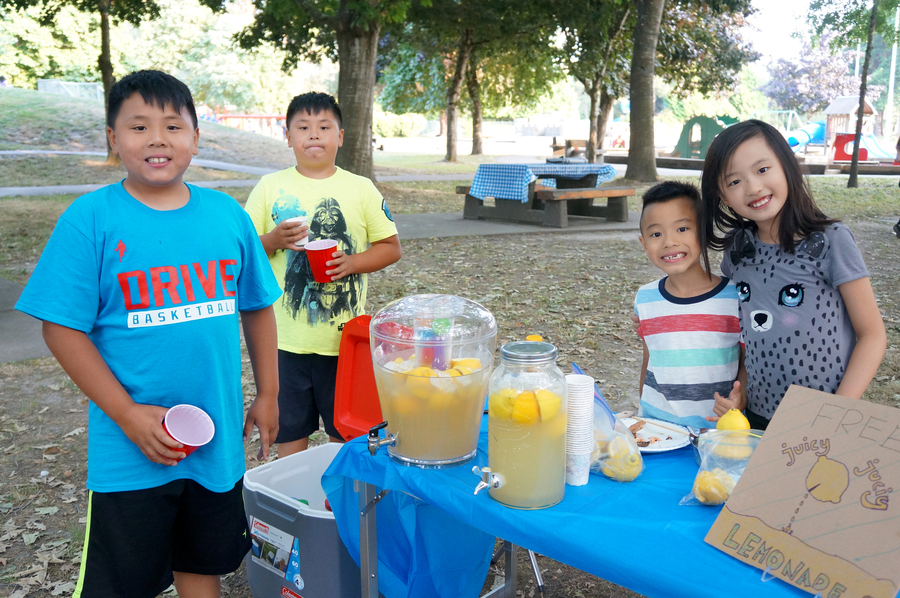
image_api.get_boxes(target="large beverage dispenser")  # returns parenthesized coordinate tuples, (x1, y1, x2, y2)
(368, 294, 497, 468)
(479, 341, 567, 509)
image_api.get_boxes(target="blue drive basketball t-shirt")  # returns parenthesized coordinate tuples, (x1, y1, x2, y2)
(16, 182, 282, 493)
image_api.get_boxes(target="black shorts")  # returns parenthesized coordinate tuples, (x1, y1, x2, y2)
(275, 350, 340, 442)
(73, 478, 250, 598)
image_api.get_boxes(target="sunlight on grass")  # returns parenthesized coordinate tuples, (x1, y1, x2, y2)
(374, 153, 495, 174)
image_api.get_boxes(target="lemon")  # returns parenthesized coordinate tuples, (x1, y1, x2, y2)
(511, 391, 540, 424)
(444, 368, 461, 377)
(600, 454, 642, 482)
(693, 468, 736, 505)
(535, 389, 562, 421)
(450, 358, 482, 371)
(806, 455, 849, 504)
(389, 393, 419, 417)
(712, 432, 755, 460)
(452, 365, 473, 376)
(489, 388, 519, 420)
(406, 366, 438, 399)
(717, 409, 750, 431)
(488, 392, 515, 419)
(606, 435, 633, 458)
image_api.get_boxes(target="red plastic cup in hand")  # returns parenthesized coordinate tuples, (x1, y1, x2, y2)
(162, 404, 215, 459)
(305, 239, 338, 283)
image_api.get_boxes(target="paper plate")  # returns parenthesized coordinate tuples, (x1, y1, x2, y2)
(619, 417, 690, 453)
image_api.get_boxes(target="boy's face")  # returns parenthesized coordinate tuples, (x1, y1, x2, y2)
(286, 109, 343, 172)
(107, 93, 199, 192)
(639, 197, 703, 277)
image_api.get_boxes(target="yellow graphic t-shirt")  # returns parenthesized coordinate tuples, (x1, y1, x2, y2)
(244, 167, 398, 355)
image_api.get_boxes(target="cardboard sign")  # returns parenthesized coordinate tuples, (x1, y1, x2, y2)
(705, 386, 900, 598)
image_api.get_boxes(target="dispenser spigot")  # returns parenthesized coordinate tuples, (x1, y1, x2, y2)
(367, 422, 396, 456)
(472, 466, 503, 495)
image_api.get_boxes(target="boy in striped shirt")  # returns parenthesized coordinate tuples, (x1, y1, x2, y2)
(634, 181, 746, 428)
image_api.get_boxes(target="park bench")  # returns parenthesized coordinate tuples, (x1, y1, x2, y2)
(457, 183, 635, 228)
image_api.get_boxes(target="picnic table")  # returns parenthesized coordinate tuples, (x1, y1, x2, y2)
(459, 163, 634, 228)
(322, 415, 809, 598)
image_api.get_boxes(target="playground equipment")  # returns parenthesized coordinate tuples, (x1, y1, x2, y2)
(750, 110, 804, 133)
(670, 115, 732, 159)
(823, 96, 877, 163)
(786, 121, 825, 152)
(832, 132, 895, 162)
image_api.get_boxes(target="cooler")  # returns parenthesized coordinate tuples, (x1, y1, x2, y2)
(243, 443, 361, 598)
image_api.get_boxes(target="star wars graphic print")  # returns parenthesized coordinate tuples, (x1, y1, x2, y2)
(274, 196, 361, 326)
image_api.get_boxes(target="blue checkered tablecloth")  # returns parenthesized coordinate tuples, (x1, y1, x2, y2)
(468, 163, 618, 203)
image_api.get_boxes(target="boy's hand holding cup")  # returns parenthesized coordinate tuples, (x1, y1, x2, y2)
(280, 216, 309, 250)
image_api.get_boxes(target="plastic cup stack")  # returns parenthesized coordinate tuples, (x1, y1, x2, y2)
(565, 374, 595, 486)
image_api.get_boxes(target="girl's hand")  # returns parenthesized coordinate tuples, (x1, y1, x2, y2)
(118, 403, 185, 465)
(705, 381, 745, 422)
(324, 250, 355, 281)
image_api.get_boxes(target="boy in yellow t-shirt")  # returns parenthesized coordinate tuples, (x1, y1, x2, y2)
(245, 92, 402, 457)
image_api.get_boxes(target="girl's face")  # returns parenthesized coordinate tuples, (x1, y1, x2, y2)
(719, 135, 788, 244)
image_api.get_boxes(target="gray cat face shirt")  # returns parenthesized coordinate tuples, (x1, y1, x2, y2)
(721, 223, 869, 419)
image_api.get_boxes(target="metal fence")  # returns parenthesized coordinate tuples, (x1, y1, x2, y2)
(37, 79, 104, 102)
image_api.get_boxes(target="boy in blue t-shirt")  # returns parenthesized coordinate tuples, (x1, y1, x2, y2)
(15, 71, 282, 598)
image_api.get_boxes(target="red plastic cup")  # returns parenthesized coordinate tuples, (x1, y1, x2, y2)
(305, 239, 338, 283)
(163, 404, 215, 459)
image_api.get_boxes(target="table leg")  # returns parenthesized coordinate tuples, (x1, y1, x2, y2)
(358, 480, 380, 598)
(481, 540, 518, 597)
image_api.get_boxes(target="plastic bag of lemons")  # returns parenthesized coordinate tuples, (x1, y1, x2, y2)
(590, 420, 644, 482)
(681, 428, 762, 506)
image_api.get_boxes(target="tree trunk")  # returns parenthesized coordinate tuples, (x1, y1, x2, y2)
(438, 111, 446, 136)
(335, 22, 381, 181)
(849, 0, 879, 189)
(445, 29, 474, 162)
(625, 0, 666, 182)
(597, 89, 615, 152)
(98, 0, 118, 165)
(585, 78, 600, 164)
(466, 61, 483, 155)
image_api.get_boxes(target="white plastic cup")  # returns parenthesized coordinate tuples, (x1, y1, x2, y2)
(284, 216, 309, 247)
(565, 452, 591, 486)
(163, 404, 215, 458)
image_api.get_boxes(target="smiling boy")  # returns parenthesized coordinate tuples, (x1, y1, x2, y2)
(15, 70, 282, 598)
(244, 92, 401, 457)
(633, 181, 745, 428)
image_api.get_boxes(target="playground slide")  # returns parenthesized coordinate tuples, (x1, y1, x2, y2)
(859, 135, 895, 160)
(786, 121, 825, 150)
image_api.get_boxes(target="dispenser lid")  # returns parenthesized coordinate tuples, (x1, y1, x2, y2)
(370, 294, 496, 345)
(500, 341, 558, 363)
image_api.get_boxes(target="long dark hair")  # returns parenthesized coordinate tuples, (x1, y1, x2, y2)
(701, 119, 835, 254)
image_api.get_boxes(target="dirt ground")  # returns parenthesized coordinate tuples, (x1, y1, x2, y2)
(2, 217, 899, 597)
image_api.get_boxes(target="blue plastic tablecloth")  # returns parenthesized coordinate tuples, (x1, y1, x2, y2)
(322, 416, 810, 598)
(468, 163, 618, 203)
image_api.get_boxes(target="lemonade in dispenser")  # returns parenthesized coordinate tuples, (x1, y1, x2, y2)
(369, 294, 496, 468)
(482, 341, 567, 509)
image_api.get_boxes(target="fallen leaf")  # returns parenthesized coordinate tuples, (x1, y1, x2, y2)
(35, 507, 59, 515)
(22, 531, 40, 545)
(38, 406, 50, 413)
(51, 581, 77, 596)
(63, 428, 85, 438)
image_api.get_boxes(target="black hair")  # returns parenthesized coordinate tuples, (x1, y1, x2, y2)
(641, 180, 711, 276)
(701, 119, 835, 254)
(107, 70, 198, 129)
(285, 92, 342, 130)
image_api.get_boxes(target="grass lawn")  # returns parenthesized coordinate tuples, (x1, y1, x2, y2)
(0, 154, 255, 187)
